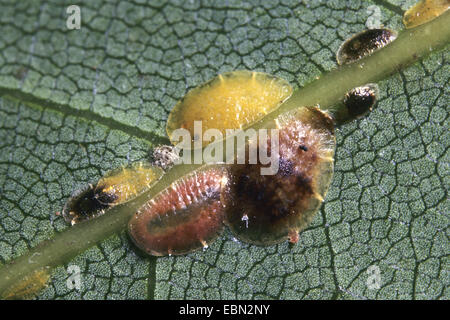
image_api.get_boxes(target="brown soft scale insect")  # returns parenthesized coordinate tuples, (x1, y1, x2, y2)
(342, 84, 379, 121)
(63, 27, 392, 256)
(63, 162, 162, 225)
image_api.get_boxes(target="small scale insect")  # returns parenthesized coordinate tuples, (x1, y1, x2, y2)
(63, 162, 162, 225)
(403, 0, 449, 28)
(336, 28, 397, 65)
(166, 70, 293, 146)
(335, 29, 386, 123)
(151, 145, 180, 170)
(128, 167, 229, 256)
(128, 61, 381, 253)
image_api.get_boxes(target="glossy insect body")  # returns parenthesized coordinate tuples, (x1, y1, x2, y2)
(63, 162, 162, 225)
(166, 70, 293, 146)
(328, 83, 380, 125)
(128, 167, 229, 256)
(66, 55, 380, 255)
(334, 29, 387, 124)
(336, 28, 397, 65)
(128, 67, 377, 253)
(343, 84, 379, 119)
(223, 107, 336, 245)
(403, 0, 449, 28)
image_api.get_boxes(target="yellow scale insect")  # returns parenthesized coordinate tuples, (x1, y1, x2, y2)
(166, 70, 293, 146)
(63, 26, 401, 256)
(403, 0, 449, 28)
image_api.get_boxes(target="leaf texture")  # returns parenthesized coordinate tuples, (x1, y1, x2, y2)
(0, 0, 448, 299)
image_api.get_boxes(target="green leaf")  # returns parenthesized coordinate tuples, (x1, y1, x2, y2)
(0, 0, 448, 300)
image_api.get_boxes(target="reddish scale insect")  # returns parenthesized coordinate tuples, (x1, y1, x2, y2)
(128, 167, 229, 256)
(403, 0, 450, 28)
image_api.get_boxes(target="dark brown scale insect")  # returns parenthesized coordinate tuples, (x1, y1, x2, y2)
(334, 29, 384, 124)
(403, 0, 450, 28)
(128, 167, 229, 256)
(63, 162, 162, 225)
(121, 63, 378, 254)
(223, 106, 336, 245)
(343, 84, 379, 120)
(336, 28, 397, 65)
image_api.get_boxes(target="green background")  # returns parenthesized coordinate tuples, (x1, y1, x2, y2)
(0, 0, 448, 299)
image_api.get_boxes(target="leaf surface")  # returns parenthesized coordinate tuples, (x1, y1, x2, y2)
(0, 0, 448, 299)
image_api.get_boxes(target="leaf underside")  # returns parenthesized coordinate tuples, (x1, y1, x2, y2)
(0, 0, 448, 299)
